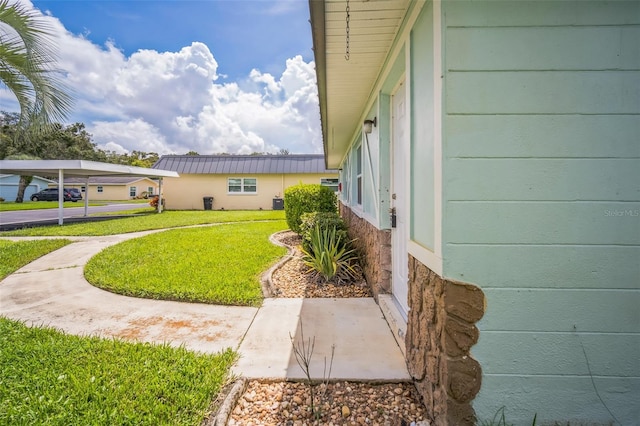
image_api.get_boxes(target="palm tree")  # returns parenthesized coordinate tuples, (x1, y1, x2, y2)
(0, 0, 73, 134)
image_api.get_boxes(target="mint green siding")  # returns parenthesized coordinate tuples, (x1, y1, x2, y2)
(440, 1, 640, 424)
(410, 3, 436, 250)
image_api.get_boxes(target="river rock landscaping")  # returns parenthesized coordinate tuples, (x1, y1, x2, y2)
(221, 231, 430, 426)
(269, 231, 372, 298)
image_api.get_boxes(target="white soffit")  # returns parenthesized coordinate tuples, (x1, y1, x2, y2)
(313, 0, 410, 168)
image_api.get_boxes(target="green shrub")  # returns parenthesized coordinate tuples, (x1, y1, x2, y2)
(300, 211, 348, 253)
(284, 183, 337, 234)
(301, 225, 359, 284)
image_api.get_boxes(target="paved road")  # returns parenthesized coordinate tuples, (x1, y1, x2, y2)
(0, 203, 144, 226)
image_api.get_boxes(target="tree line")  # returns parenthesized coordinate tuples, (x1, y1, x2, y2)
(1, 111, 160, 167)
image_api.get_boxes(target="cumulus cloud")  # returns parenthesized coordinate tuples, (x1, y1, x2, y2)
(7, 0, 322, 155)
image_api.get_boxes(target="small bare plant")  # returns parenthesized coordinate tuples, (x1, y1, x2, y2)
(289, 321, 335, 421)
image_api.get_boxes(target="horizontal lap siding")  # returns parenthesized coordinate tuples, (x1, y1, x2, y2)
(445, 245, 639, 289)
(441, 1, 640, 424)
(479, 376, 640, 424)
(446, 115, 640, 158)
(447, 71, 640, 114)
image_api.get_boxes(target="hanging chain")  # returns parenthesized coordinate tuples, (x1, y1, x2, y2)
(345, 0, 350, 61)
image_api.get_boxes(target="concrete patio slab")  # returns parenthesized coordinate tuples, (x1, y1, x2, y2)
(233, 298, 410, 381)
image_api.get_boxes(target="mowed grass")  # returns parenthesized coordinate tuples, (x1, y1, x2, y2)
(85, 220, 287, 306)
(0, 317, 236, 426)
(2, 210, 286, 236)
(0, 239, 71, 280)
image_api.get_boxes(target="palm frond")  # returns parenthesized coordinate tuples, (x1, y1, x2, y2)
(0, 0, 73, 134)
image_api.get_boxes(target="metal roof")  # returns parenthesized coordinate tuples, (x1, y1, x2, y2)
(153, 154, 339, 175)
(309, 0, 412, 168)
(0, 160, 179, 178)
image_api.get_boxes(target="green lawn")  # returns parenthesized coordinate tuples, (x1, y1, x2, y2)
(0, 199, 154, 212)
(1, 210, 286, 236)
(0, 211, 289, 424)
(0, 239, 71, 280)
(85, 220, 287, 306)
(0, 317, 236, 426)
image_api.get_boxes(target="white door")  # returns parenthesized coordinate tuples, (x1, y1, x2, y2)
(391, 82, 409, 318)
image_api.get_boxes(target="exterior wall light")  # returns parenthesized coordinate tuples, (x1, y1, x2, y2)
(363, 117, 377, 134)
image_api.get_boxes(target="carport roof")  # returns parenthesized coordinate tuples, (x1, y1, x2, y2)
(0, 160, 179, 178)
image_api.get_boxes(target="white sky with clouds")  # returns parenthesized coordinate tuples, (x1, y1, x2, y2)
(1, 0, 322, 155)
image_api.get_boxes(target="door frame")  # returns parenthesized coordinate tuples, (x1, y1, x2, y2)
(390, 78, 410, 319)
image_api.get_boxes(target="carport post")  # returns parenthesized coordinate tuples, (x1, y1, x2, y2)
(58, 169, 64, 225)
(84, 177, 89, 216)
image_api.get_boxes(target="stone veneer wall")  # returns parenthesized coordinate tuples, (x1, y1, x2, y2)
(339, 202, 391, 299)
(338, 203, 485, 424)
(406, 255, 486, 426)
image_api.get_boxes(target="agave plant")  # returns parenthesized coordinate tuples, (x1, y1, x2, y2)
(300, 225, 360, 284)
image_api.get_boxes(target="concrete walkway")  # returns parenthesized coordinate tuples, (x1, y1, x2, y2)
(0, 232, 409, 381)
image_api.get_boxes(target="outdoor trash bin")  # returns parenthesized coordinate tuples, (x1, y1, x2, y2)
(203, 196, 214, 210)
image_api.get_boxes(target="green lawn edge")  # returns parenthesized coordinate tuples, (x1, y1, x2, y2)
(1, 210, 286, 236)
(0, 239, 72, 280)
(84, 221, 288, 307)
(0, 317, 237, 425)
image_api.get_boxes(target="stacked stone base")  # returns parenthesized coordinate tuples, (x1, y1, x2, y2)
(406, 256, 485, 426)
(339, 203, 391, 299)
(338, 203, 485, 425)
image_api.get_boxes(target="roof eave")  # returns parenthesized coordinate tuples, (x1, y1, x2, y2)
(309, 0, 332, 169)
(308, 0, 412, 170)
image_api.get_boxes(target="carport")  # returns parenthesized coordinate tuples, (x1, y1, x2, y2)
(0, 160, 179, 225)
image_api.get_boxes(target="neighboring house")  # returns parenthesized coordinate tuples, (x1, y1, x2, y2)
(310, 1, 638, 425)
(0, 175, 55, 201)
(153, 154, 339, 210)
(50, 177, 159, 201)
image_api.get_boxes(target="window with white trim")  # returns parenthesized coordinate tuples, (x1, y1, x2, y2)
(147, 186, 154, 195)
(228, 178, 257, 194)
(97, 186, 104, 193)
(320, 178, 339, 193)
(129, 186, 137, 197)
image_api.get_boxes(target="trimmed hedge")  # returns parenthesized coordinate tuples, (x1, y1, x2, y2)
(284, 183, 337, 234)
